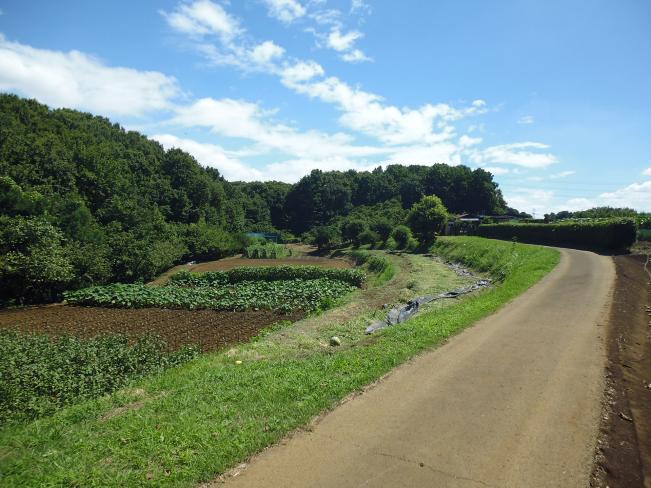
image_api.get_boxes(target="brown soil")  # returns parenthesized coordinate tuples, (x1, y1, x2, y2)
(0, 305, 303, 352)
(591, 255, 651, 488)
(151, 255, 351, 285)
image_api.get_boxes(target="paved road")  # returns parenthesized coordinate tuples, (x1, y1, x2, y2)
(221, 248, 614, 488)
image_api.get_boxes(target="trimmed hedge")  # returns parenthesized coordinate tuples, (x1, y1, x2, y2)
(477, 219, 637, 250)
(168, 265, 366, 288)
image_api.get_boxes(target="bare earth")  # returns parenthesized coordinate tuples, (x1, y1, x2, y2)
(219, 248, 614, 488)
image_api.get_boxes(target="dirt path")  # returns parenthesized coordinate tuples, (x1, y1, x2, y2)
(219, 248, 614, 488)
(591, 254, 651, 488)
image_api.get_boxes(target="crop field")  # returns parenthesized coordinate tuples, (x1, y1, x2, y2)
(0, 305, 303, 352)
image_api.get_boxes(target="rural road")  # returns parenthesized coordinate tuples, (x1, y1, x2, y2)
(220, 248, 615, 488)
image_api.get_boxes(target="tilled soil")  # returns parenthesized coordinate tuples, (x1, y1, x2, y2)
(0, 305, 304, 352)
(591, 255, 651, 488)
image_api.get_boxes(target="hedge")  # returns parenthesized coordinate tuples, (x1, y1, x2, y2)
(477, 219, 637, 250)
(168, 265, 366, 288)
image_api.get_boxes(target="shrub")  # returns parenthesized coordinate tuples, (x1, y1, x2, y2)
(0, 331, 197, 424)
(341, 220, 368, 246)
(406, 195, 449, 243)
(391, 225, 413, 249)
(358, 229, 380, 246)
(168, 265, 366, 288)
(477, 219, 637, 250)
(371, 220, 394, 242)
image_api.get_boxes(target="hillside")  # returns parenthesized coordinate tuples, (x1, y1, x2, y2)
(0, 93, 511, 304)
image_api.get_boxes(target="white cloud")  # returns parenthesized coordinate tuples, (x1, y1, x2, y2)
(599, 180, 651, 211)
(153, 133, 376, 183)
(280, 60, 324, 84)
(341, 49, 372, 63)
(263, 0, 306, 24)
(327, 29, 362, 51)
(469, 142, 558, 168)
(170, 97, 388, 160)
(0, 35, 179, 117)
(161, 0, 241, 41)
(642, 167, 651, 176)
(459, 134, 482, 147)
(249, 40, 285, 65)
(152, 133, 264, 181)
(517, 115, 534, 124)
(504, 188, 555, 216)
(550, 170, 575, 179)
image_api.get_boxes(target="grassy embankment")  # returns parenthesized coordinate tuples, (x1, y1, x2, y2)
(0, 237, 559, 487)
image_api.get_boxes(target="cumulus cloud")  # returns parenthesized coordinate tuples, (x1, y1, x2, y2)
(262, 0, 306, 24)
(643, 167, 651, 176)
(469, 142, 558, 168)
(0, 35, 179, 117)
(327, 29, 362, 51)
(341, 49, 372, 63)
(169, 97, 389, 160)
(152, 133, 264, 181)
(161, 0, 241, 41)
(599, 180, 651, 211)
(153, 133, 376, 183)
(517, 115, 534, 124)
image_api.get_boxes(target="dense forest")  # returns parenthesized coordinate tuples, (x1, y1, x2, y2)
(0, 94, 513, 304)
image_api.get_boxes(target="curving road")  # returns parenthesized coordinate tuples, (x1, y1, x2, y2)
(219, 248, 615, 488)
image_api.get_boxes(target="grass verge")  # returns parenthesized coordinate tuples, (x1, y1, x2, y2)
(0, 237, 559, 487)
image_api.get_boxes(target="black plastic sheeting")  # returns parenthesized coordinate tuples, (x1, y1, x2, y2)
(365, 279, 491, 334)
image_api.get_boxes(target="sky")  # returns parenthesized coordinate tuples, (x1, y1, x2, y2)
(0, 0, 650, 215)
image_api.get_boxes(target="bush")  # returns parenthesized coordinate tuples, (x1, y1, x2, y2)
(371, 220, 394, 242)
(314, 226, 340, 250)
(168, 265, 366, 288)
(341, 220, 367, 246)
(477, 219, 637, 250)
(406, 195, 449, 243)
(0, 331, 197, 424)
(391, 225, 413, 249)
(358, 229, 380, 246)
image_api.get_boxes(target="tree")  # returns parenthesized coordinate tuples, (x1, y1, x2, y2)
(391, 225, 413, 249)
(407, 195, 449, 243)
(371, 220, 393, 242)
(341, 220, 367, 246)
(0, 216, 74, 304)
(314, 226, 340, 250)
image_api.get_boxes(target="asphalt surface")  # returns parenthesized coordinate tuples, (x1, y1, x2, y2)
(220, 248, 615, 488)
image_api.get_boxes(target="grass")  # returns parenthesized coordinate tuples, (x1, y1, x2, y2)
(0, 237, 559, 487)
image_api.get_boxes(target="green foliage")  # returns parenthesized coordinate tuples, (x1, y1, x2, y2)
(341, 220, 367, 246)
(545, 206, 639, 221)
(407, 194, 449, 243)
(358, 229, 380, 246)
(64, 279, 355, 313)
(244, 242, 290, 259)
(0, 216, 74, 304)
(168, 265, 366, 288)
(313, 225, 340, 250)
(391, 225, 413, 249)
(477, 219, 637, 251)
(0, 330, 197, 425)
(371, 220, 394, 242)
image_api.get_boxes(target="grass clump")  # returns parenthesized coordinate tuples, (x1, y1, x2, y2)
(0, 331, 197, 425)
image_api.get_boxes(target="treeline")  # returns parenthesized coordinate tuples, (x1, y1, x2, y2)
(0, 94, 510, 304)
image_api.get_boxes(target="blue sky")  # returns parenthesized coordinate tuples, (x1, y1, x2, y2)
(0, 0, 650, 214)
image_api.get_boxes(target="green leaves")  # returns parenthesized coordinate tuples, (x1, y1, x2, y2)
(64, 275, 359, 313)
(0, 331, 198, 424)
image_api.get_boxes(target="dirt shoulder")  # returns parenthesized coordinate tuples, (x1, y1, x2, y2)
(592, 254, 651, 488)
